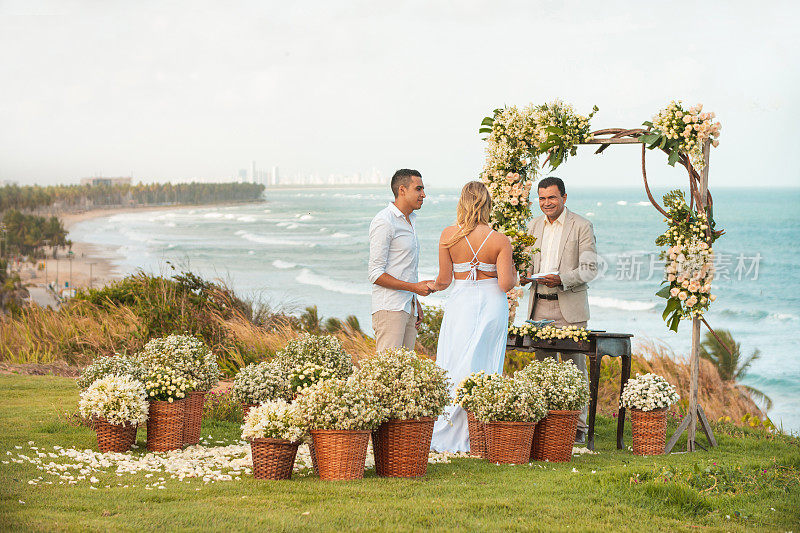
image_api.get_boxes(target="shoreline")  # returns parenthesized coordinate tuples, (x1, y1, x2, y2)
(21, 202, 258, 292)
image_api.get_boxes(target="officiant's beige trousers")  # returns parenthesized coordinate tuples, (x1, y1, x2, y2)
(373, 310, 417, 353)
(532, 298, 589, 431)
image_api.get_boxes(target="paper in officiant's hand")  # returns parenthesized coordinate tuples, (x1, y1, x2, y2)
(530, 271, 559, 280)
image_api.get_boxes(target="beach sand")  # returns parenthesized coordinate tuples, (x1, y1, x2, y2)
(19, 205, 202, 293)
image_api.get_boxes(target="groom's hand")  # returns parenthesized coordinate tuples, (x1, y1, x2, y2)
(519, 276, 534, 286)
(539, 274, 561, 288)
(411, 280, 435, 296)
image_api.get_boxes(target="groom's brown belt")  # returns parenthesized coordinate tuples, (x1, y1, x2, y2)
(536, 293, 558, 300)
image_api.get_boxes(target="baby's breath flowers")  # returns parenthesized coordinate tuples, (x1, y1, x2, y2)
(356, 347, 451, 420)
(79, 375, 149, 426)
(241, 400, 307, 443)
(454, 371, 492, 413)
(132, 334, 220, 391)
(296, 376, 388, 431)
(508, 323, 589, 343)
(620, 373, 680, 412)
(77, 354, 143, 391)
(288, 362, 332, 395)
(516, 359, 589, 411)
(468, 373, 548, 424)
(144, 367, 195, 403)
(274, 334, 353, 380)
(232, 361, 291, 404)
(655, 190, 718, 330)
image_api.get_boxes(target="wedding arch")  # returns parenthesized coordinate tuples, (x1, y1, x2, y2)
(480, 100, 724, 452)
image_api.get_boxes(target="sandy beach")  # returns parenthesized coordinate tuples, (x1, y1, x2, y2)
(19, 205, 210, 293)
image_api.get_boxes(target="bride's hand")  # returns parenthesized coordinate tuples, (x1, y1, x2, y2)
(426, 281, 437, 292)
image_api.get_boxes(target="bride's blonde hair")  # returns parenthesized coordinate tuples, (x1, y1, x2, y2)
(443, 181, 492, 248)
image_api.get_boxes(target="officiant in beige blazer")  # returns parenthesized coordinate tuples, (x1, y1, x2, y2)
(522, 176, 599, 443)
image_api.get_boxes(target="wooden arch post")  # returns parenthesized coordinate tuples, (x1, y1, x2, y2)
(577, 132, 717, 453)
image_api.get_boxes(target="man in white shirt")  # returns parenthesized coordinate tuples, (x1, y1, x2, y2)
(522, 176, 598, 443)
(368, 169, 435, 352)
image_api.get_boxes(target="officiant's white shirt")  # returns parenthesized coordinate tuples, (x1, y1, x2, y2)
(368, 202, 420, 315)
(540, 208, 566, 273)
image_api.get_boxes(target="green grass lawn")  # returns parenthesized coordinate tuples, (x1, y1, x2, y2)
(1, 375, 798, 532)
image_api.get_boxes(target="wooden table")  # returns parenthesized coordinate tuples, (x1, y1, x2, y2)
(506, 331, 633, 451)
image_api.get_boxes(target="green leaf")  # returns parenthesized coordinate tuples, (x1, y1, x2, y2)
(642, 120, 653, 128)
(668, 312, 681, 332)
(659, 136, 667, 149)
(481, 117, 494, 127)
(545, 126, 564, 135)
(662, 298, 679, 321)
(667, 149, 680, 166)
(479, 127, 492, 134)
(655, 285, 671, 299)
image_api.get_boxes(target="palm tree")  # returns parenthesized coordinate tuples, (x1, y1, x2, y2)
(700, 329, 773, 410)
(300, 305, 322, 333)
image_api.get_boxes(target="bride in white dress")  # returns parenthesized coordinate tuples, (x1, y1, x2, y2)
(428, 181, 518, 453)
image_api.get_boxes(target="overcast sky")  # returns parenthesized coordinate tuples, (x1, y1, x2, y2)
(1, 0, 798, 188)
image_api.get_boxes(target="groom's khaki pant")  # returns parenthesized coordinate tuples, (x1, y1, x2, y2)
(532, 298, 589, 431)
(372, 310, 417, 353)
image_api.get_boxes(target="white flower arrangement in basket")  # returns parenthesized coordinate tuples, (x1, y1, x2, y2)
(77, 354, 143, 391)
(454, 371, 492, 413)
(356, 347, 451, 420)
(469, 373, 548, 423)
(143, 366, 196, 402)
(295, 376, 388, 431)
(232, 361, 291, 404)
(274, 334, 353, 380)
(133, 334, 220, 391)
(620, 373, 680, 412)
(288, 362, 333, 395)
(241, 399, 307, 443)
(79, 375, 149, 426)
(516, 358, 589, 411)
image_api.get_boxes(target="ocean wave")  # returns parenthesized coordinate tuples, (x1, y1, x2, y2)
(616, 200, 628, 206)
(331, 232, 350, 239)
(589, 296, 656, 311)
(769, 313, 799, 321)
(296, 268, 370, 295)
(272, 260, 297, 269)
(635, 201, 651, 206)
(203, 213, 225, 219)
(298, 214, 314, 221)
(586, 212, 595, 217)
(234, 230, 311, 247)
(237, 215, 257, 222)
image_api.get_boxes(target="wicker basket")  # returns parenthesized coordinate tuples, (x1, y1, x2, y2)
(250, 438, 300, 480)
(372, 417, 435, 478)
(484, 421, 536, 464)
(310, 429, 370, 480)
(531, 410, 580, 463)
(93, 417, 138, 453)
(630, 408, 667, 456)
(182, 390, 207, 446)
(147, 399, 186, 452)
(241, 402, 259, 421)
(307, 439, 319, 474)
(466, 410, 486, 458)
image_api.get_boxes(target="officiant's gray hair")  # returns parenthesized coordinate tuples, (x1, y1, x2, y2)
(390, 169, 422, 197)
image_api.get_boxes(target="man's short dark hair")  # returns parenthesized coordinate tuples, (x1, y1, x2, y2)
(538, 176, 566, 196)
(391, 169, 422, 197)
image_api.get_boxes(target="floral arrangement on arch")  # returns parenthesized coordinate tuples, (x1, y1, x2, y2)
(640, 101, 721, 171)
(620, 373, 680, 412)
(508, 323, 589, 343)
(241, 399, 306, 443)
(356, 347, 451, 420)
(295, 376, 387, 431)
(77, 354, 143, 391)
(132, 334, 220, 391)
(79, 375, 149, 426)
(274, 334, 353, 380)
(143, 366, 195, 402)
(468, 373, 548, 423)
(655, 190, 718, 331)
(515, 358, 589, 411)
(232, 361, 291, 404)
(479, 101, 598, 315)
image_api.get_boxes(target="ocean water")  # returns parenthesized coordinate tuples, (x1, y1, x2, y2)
(69, 187, 800, 433)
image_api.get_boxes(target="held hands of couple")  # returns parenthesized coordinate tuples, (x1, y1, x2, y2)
(411, 280, 437, 296)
